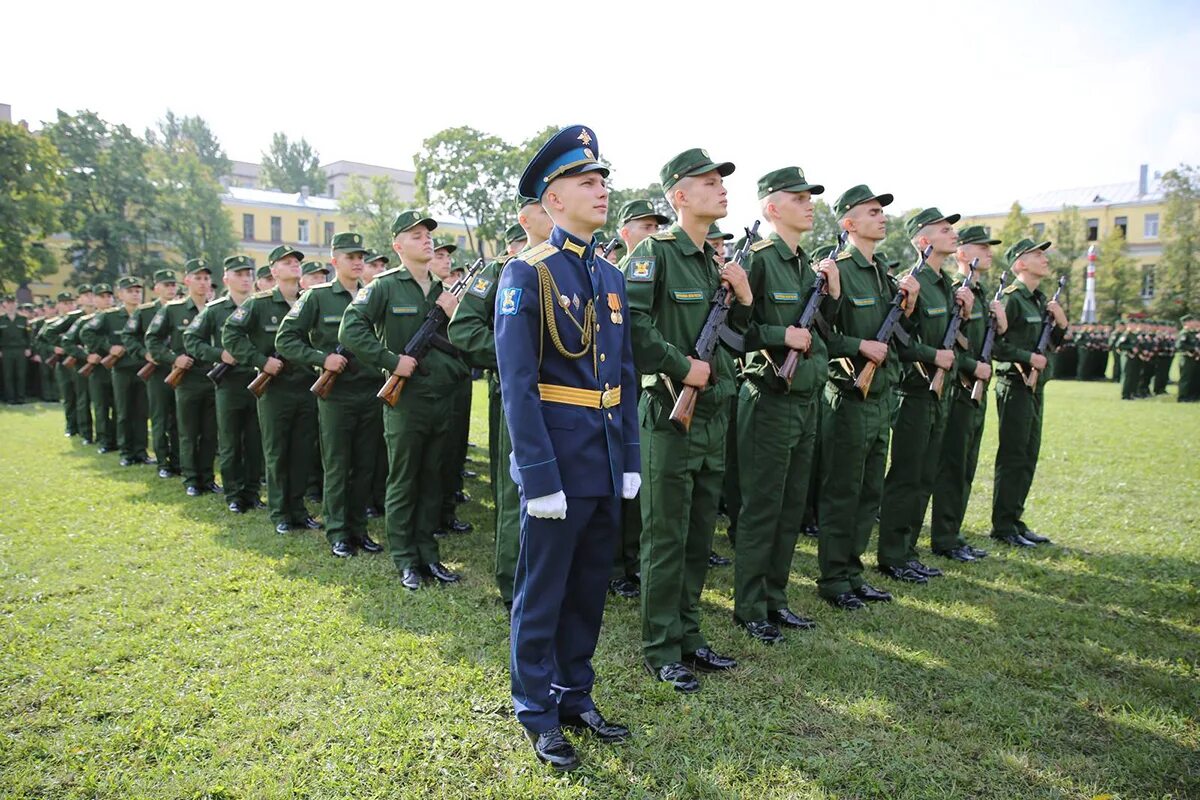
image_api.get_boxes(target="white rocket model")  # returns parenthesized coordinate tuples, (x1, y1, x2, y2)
(1081, 244, 1098, 323)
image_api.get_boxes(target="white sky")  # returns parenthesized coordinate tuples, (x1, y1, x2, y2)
(6, 0, 1198, 227)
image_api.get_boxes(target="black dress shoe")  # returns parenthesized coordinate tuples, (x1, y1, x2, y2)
(228, 501, 246, 514)
(331, 540, 355, 558)
(357, 535, 382, 553)
(1019, 528, 1051, 544)
(431, 528, 449, 539)
(206, 482, 222, 494)
(769, 608, 817, 630)
(301, 516, 324, 530)
(453, 490, 470, 504)
(878, 564, 929, 584)
(185, 486, 202, 497)
(907, 560, 943, 578)
(525, 727, 580, 771)
(400, 568, 422, 591)
(119, 457, 135, 467)
(826, 592, 867, 610)
(854, 583, 892, 603)
(684, 646, 737, 672)
(97, 446, 114, 454)
(140, 456, 157, 465)
(158, 468, 173, 479)
(81, 438, 93, 445)
(251, 498, 267, 510)
(560, 709, 631, 743)
(991, 532, 1036, 547)
(801, 523, 820, 538)
(426, 562, 461, 583)
(275, 523, 291, 535)
(966, 545, 990, 559)
(646, 661, 700, 693)
(934, 546, 976, 562)
(739, 620, 783, 644)
(446, 518, 473, 533)
(365, 506, 382, 519)
(708, 551, 732, 567)
(609, 577, 640, 598)
(460, 469, 477, 479)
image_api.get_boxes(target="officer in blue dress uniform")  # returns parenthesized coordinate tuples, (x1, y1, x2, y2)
(495, 125, 641, 771)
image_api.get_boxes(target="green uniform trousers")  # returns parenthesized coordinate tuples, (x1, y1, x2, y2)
(878, 391, 951, 566)
(57, 364, 79, 434)
(318, 389, 381, 546)
(40, 361, 58, 401)
(816, 389, 890, 599)
(440, 377, 472, 525)
(1120, 355, 1139, 399)
(1179, 357, 1199, 401)
(259, 386, 317, 527)
(89, 369, 117, 449)
(493, 392, 522, 604)
(383, 392, 449, 571)
(930, 386, 987, 548)
(308, 439, 324, 498)
(639, 392, 726, 669)
(802, 399, 825, 529)
(72, 370, 92, 440)
(722, 392, 741, 545)
(111, 368, 149, 460)
(1111, 352, 1121, 382)
(146, 366, 180, 470)
(991, 379, 1043, 538)
(1153, 356, 1171, 394)
(1138, 358, 1154, 396)
(216, 384, 262, 505)
(176, 380, 217, 488)
(2, 349, 27, 402)
(733, 383, 817, 624)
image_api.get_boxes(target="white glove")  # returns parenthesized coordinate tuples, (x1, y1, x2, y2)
(621, 472, 641, 500)
(527, 491, 568, 520)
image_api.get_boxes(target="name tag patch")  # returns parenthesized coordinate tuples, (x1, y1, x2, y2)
(926, 306, 947, 316)
(391, 306, 419, 316)
(770, 292, 800, 303)
(670, 289, 704, 302)
(322, 315, 341, 324)
(849, 296, 877, 307)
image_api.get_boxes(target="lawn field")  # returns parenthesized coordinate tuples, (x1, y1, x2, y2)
(1, 380, 1197, 799)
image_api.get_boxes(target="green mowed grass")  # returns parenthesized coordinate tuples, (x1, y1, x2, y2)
(1, 380, 1197, 799)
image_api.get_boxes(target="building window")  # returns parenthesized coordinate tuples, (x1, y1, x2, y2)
(457, 236, 467, 248)
(1141, 265, 1155, 299)
(1032, 223, 1045, 237)
(298, 219, 310, 244)
(1086, 218, 1099, 241)
(1115, 216, 1127, 238)
(324, 222, 335, 246)
(327, 183, 335, 197)
(242, 213, 255, 241)
(270, 217, 282, 243)
(1144, 213, 1159, 239)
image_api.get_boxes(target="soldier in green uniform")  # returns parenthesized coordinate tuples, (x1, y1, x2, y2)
(83, 284, 119, 453)
(223, 245, 321, 534)
(340, 210, 467, 590)
(61, 285, 96, 444)
(1153, 322, 1174, 395)
(362, 250, 391, 518)
(707, 223, 742, 562)
(731, 166, 838, 643)
(626, 148, 751, 692)
(448, 198, 551, 608)
(147, 260, 220, 496)
(876, 209, 978, 581)
(298, 259, 329, 502)
(276, 232, 383, 557)
(431, 238, 474, 538)
(1177, 316, 1200, 402)
(0, 295, 32, 404)
(929, 226, 1008, 560)
(39, 292, 82, 435)
(81, 277, 150, 465)
(32, 301, 58, 402)
(183, 256, 263, 512)
(255, 265, 276, 294)
(818, 185, 922, 610)
(990, 238, 1069, 547)
(300, 260, 330, 290)
(1117, 320, 1140, 399)
(123, 270, 181, 477)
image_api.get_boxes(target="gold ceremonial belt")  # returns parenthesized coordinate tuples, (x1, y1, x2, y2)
(538, 383, 621, 409)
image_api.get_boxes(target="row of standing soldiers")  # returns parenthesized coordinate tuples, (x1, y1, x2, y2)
(1045, 318, 1200, 400)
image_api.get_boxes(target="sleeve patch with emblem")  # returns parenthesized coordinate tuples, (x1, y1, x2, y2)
(230, 306, 249, 323)
(353, 285, 373, 305)
(467, 276, 494, 298)
(498, 287, 522, 316)
(627, 258, 655, 282)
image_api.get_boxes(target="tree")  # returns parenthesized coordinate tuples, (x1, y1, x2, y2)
(414, 126, 518, 256)
(260, 132, 324, 194)
(0, 122, 65, 292)
(147, 134, 235, 275)
(878, 212, 918, 272)
(147, 111, 231, 177)
(798, 199, 840, 255)
(1047, 205, 1087, 313)
(1154, 164, 1200, 320)
(44, 110, 159, 285)
(1095, 226, 1138, 322)
(339, 175, 405, 264)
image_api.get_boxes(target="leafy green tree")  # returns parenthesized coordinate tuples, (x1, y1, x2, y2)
(0, 122, 64, 292)
(1047, 205, 1087, 312)
(878, 211, 918, 272)
(798, 199, 840, 255)
(339, 175, 405, 263)
(147, 134, 235, 275)
(147, 111, 231, 177)
(414, 126, 517, 256)
(996, 201, 1036, 267)
(44, 110, 159, 285)
(1154, 164, 1200, 320)
(260, 132, 324, 193)
(1095, 226, 1138, 322)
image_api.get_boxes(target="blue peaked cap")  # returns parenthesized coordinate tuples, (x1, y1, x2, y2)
(518, 124, 610, 200)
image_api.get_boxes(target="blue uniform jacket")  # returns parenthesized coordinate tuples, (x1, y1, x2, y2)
(495, 226, 640, 500)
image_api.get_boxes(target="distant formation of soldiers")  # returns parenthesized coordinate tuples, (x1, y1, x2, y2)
(1041, 317, 1197, 400)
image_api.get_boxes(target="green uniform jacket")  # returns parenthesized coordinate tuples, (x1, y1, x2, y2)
(741, 233, 837, 395)
(950, 272, 992, 384)
(992, 280, 1067, 385)
(625, 225, 751, 411)
(0, 313, 31, 348)
(824, 245, 915, 400)
(276, 280, 377, 391)
(146, 297, 213, 385)
(121, 301, 162, 364)
(446, 256, 510, 372)
(221, 288, 311, 392)
(80, 307, 136, 371)
(61, 314, 94, 362)
(183, 295, 254, 385)
(338, 265, 469, 399)
(39, 310, 82, 354)
(894, 263, 959, 396)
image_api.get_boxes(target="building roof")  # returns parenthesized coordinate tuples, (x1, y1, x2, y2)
(968, 177, 1165, 216)
(224, 185, 340, 211)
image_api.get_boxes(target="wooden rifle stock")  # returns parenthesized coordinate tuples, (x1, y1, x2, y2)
(928, 259, 978, 399)
(164, 364, 188, 388)
(850, 245, 932, 399)
(967, 270, 1011, 407)
(46, 352, 61, 368)
(63, 355, 78, 369)
(248, 353, 283, 399)
(100, 350, 123, 369)
(377, 373, 407, 407)
(669, 385, 699, 433)
(79, 360, 97, 377)
(778, 232, 849, 385)
(311, 346, 351, 399)
(137, 361, 157, 382)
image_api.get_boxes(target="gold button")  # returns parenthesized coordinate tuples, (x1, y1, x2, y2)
(604, 382, 610, 390)
(595, 324, 601, 331)
(607, 412, 613, 420)
(600, 353, 606, 362)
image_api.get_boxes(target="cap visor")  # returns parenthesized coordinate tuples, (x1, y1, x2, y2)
(436, 245, 458, 254)
(944, 213, 962, 225)
(334, 246, 370, 255)
(874, 193, 894, 208)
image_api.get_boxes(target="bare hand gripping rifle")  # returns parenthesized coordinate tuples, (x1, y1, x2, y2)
(777, 231, 848, 386)
(928, 258, 977, 399)
(1020, 275, 1067, 392)
(852, 244, 932, 399)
